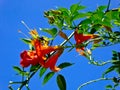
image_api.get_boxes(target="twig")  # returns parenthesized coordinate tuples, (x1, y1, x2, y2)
(60, 31, 75, 46)
(18, 65, 41, 90)
(106, 0, 111, 12)
(77, 78, 112, 90)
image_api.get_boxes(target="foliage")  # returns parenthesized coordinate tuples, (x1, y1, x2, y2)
(9, 1, 120, 90)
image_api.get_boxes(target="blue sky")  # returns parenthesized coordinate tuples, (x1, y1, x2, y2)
(0, 0, 120, 90)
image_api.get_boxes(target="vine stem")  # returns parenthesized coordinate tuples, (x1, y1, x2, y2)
(106, 0, 111, 12)
(77, 78, 112, 90)
(18, 65, 41, 90)
(60, 31, 75, 46)
(50, 31, 75, 55)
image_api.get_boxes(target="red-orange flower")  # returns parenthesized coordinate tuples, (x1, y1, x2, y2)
(20, 30, 64, 72)
(44, 47, 64, 72)
(74, 30, 98, 56)
(31, 38, 64, 72)
(20, 50, 39, 67)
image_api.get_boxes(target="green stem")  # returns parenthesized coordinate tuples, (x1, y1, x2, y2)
(18, 65, 41, 90)
(60, 31, 75, 46)
(22, 67, 24, 81)
(89, 59, 113, 66)
(77, 78, 112, 90)
(8, 85, 14, 90)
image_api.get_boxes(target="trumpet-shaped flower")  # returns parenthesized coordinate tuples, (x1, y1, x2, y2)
(20, 30, 64, 72)
(20, 50, 39, 67)
(31, 38, 64, 72)
(44, 47, 64, 72)
(74, 30, 98, 56)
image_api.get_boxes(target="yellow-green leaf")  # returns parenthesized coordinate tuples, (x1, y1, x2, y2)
(40, 28, 57, 37)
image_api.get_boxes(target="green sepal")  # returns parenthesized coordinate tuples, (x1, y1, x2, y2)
(21, 38, 31, 44)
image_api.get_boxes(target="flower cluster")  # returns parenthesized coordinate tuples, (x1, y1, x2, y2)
(19, 29, 98, 72)
(20, 30, 64, 72)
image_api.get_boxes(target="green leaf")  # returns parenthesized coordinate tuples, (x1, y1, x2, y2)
(81, 19, 92, 25)
(13, 66, 29, 77)
(112, 51, 118, 60)
(112, 51, 118, 56)
(114, 20, 120, 26)
(97, 5, 107, 11)
(93, 43, 100, 48)
(102, 66, 115, 77)
(40, 28, 57, 37)
(106, 85, 112, 89)
(59, 7, 70, 16)
(58, 62, 74, 69)
(72, 13, 88, 21)
(57, 74, 66, 90)
(30, 65, 40, 72)
(21, 38, 31, 44)
(70, 3, 85, 14)
(115, 68, 120, 74)
(13, 66, 22, 73)
(42, 72, 55, 85)
(39, 67, 47, 77)
(20, 71, 29, 77)
(112, 77, 118, 83)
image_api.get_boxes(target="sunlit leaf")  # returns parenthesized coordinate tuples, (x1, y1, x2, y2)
(57, 74, 66, 90)
(114, 20, 120, 26)
(58, 7, 70, 16)
(42, 72, 55, 85)
(72, 13, 88, 21)
(39, 67, 47, 78)
(93, 43, 100, 47)
(20, 71, 29, 77)
(40, 28, 57, 37)
(97, 5, 107, 11)
(70, 3, 86, 14)
(58, 62, 74, 69)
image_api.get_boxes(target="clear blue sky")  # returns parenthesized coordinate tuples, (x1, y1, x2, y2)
(0, 0, 120, 90)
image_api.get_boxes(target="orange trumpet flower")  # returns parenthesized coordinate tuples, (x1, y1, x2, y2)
(25, 30, 64, 72)
(31, 38, 64, 72)
(20, 30, 64, 72)
(74, 30, 98, 56)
